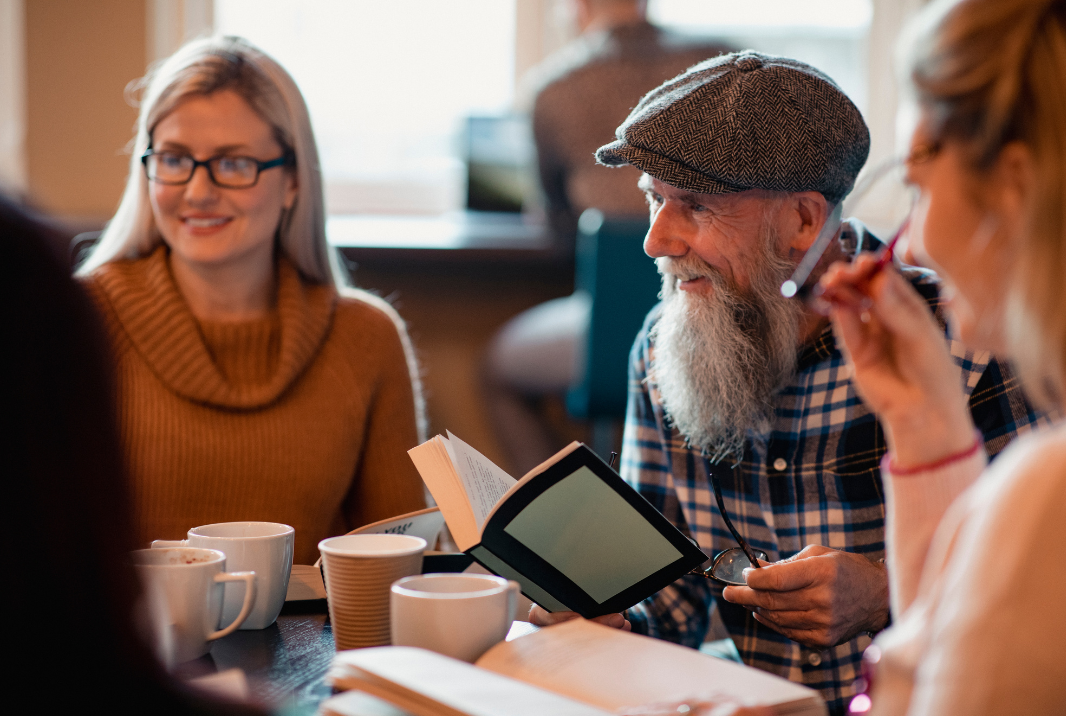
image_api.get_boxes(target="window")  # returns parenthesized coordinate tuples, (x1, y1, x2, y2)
(215, 0, 518, 215)
(217, 0, 885, 221)
(647, 0, 873, 114)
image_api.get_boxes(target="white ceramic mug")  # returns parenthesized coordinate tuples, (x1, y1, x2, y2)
(132, 547, 256, 668)
(153, 521, 294, 629)
(390, 573, 521, 662)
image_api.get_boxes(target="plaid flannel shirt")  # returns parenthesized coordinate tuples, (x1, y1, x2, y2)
(621, 225, 1046, 716)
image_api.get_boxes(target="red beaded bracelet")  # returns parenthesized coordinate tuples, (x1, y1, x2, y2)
(885, 430, 984, 476)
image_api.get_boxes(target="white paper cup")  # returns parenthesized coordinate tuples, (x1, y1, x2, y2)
(318, 534, 426, 650)
(390, 573, 520, 662)
(153, 521, 295, 630)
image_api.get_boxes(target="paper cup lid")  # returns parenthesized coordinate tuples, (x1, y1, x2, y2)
(318, 534, 426, 558)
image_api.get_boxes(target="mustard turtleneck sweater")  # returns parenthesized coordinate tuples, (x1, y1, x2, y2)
(84, 247, 426, 563)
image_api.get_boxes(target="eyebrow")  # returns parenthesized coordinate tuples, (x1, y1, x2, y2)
(637, 174, 655, 192)
(682, 193, 712, 208)
(153, 141, 255, 155)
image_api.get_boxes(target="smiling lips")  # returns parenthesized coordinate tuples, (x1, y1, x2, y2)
(678, 276, 712, 292)
(182, 216, 231, 232)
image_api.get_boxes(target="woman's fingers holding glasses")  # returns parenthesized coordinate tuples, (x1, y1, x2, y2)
(814, 255, 882, 313)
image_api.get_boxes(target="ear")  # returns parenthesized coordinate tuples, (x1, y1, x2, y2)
(783, 191, 830, 258)
(989, 141, 1034, 236)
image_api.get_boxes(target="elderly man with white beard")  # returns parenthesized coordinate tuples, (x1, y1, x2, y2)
(528, 52, 1044, 716)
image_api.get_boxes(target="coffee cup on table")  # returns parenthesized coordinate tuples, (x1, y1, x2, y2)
(152, 521, 294, 629)
(132, 547, 256, 669)
(390, 573, 520, 662)
(318, 534, 426, 650)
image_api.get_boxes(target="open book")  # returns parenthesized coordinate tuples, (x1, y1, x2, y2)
(326, 619, 826, 716)
(408, 432, 706, 618)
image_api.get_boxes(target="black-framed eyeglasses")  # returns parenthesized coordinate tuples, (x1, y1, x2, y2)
(141, 148, 293, 188)
(691, 468, 767, 586)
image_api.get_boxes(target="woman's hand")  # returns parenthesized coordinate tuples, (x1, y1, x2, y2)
(818, 255, 977, 468)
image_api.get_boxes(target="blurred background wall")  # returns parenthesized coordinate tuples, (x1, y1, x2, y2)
(0, 0, 926, 473)
(24, 0, 145, 226)
(1, 0, 927, 229)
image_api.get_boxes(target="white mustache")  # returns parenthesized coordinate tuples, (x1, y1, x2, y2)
(655, 256, 721, 284)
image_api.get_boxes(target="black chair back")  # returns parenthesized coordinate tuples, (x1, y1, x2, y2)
(566, 210, 659, 421)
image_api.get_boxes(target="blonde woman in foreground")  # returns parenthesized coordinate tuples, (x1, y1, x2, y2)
(78, 37, 426, 564)
(819, 0, 1066, 712)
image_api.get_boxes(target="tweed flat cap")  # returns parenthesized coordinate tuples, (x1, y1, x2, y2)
(596, 51, 869, 204)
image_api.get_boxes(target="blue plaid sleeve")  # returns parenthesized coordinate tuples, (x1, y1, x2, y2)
(620, 311, 713, 647)
(909, 268, 1049, 453)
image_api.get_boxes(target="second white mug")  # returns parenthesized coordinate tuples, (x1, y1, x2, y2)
(390, 573, 520, 663)
(153, 521, 294, 630)
(132, 547, 256, 668)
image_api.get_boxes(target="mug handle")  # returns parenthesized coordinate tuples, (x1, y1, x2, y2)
(506, 580, 522, 623)
(151, 540, 187, 548)
(208, 571, 257, 641)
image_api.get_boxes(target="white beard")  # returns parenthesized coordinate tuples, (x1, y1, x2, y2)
(649, 228, 804, 463)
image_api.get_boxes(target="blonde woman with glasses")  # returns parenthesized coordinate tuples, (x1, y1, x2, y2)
(819, 0, 1066, 712)
(79, 37, 426, 564)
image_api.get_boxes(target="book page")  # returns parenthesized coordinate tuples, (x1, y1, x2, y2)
(330, 646, 610, 716)
(444, 431, 516, 531)
(409, 438, 479, 550)
(349, 506, 445, 546)
(475, 620, 825, 715)
(320, 690, 412, 716)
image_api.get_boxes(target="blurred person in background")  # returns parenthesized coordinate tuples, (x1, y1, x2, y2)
(819, 0, 1066, 712)
(77, 36, 425, 564)
(486, 0, 731, 474)
(4, 195, 264, 714)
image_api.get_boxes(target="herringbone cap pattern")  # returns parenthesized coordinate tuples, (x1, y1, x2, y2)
(596, 51, 870, 204)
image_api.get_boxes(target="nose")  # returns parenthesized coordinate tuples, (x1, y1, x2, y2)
(183, 163, 218, 205)
(643, 200, 691, 259)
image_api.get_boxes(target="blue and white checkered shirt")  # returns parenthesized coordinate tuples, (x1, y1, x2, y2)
(621, 231, 1045, 715)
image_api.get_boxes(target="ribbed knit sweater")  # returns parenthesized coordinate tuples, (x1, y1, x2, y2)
(84, 246, 426, 564)
(872, 424, 1066, 714)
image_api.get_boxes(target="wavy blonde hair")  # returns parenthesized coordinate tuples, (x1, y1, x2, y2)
(905, 0, 1066, 405)
(77, 35, 340, 285)
(79, 36, 427, 438)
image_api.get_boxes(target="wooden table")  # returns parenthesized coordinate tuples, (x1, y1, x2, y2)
(175, 599, 337, 715)
(174, 600, 541, 715)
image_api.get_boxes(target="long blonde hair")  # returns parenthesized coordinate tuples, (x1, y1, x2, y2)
(78, 35, 341, 286)
(905, 0, 1066, 405)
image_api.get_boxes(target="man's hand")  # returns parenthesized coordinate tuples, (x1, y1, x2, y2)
(528, 605, 631, 631)
(720, 545, 888, 649)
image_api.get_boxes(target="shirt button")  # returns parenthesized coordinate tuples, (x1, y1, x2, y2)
(807, 652, 822, 666)
(772, 458, 787, 472)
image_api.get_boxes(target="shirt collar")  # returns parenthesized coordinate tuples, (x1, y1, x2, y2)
(795, 218, 883, 371)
